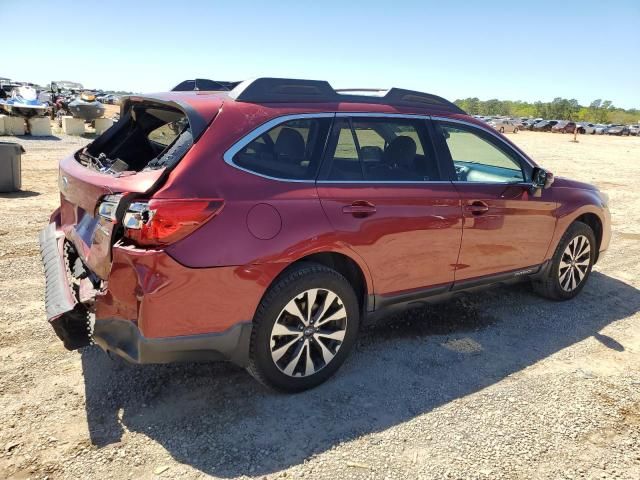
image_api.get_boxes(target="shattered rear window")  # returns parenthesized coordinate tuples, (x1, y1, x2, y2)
(80, 104, 192, 173)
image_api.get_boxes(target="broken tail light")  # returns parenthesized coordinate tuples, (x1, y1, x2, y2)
(97, 194, 123, 222)
(123, 198, 223, 247)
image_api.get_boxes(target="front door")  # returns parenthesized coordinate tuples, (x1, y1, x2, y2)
(432, 119, 557, 282)
(316, 116, 463, 300)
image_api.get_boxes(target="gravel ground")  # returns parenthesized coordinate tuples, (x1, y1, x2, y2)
(0, 131, 639, 480)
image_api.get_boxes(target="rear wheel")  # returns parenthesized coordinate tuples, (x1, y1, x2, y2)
(514, 127, 519, 133)
(247, 263, 360, 392)
(499, 127, 505, 133)
(533, 221, 596, 300)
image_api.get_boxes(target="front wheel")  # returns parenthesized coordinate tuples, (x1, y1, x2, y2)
(499, 127, 505, 133)
(247, 263, 360, 392)
(533, 221, 596, 300)
(514, 127, 519, 133)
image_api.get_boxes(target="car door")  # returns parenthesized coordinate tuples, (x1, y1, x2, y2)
(316, 115, 463, 302)
(431, 118, 557, 283)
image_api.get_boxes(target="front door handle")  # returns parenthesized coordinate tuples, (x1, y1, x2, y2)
(342, 201, 377, 217)
(464, 200, 489, 215)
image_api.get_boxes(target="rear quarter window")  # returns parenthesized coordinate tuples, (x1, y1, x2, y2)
(231, 117, 332, 180)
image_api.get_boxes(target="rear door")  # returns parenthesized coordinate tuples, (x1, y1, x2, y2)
(431, 119, 557, 282)
(316, 115, 463, 301)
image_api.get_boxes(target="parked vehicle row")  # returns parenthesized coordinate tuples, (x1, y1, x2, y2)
(474, 115, 638, 136)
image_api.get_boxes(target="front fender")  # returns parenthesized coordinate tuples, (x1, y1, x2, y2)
(545, 186, 609, 261)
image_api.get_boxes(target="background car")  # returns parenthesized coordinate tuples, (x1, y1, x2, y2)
(606, 124, 630, 136)
(594, 124, 608, 134)
(627, 125, 639, 136)
(552, 121, 577, 134)
(522, 118, 542, 130)
(488, 118, 519, 133)
(577, 123, 597, 134)
(533, 120, 559, 132)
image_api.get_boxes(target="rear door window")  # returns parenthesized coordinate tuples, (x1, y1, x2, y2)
(231, 117, 332, 180)
(325, 117, 441, 182)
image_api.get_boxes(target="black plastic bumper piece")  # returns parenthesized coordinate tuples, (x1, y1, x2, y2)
(39, 223, 75, 319)
(39, 223, 92, 350)
(93, 319, 253, 367)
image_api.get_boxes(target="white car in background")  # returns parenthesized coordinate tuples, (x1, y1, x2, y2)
(577, 123, 597, 134)
(628, 125, 640, 136)
(594, 124, 608, 134)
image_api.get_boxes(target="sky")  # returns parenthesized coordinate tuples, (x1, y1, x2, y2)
(2, 0, 639, 109)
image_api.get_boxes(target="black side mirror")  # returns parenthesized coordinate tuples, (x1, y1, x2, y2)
(531, 167, 554, 190)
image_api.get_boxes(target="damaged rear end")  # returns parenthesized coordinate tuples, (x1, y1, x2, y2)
(39, 93, 222, 351)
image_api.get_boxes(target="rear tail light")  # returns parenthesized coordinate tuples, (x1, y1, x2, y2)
(123, 198, 223, 246)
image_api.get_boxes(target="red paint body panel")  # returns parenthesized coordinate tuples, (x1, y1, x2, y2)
(317, 184, 462, 294)
(452, 183, 557, 280)
(96, 244, 285, 337)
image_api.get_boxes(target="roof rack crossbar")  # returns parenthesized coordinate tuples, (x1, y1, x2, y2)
(228, 78, 465, 114)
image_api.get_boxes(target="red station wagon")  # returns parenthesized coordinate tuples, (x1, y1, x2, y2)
(39, 78, 611, 391)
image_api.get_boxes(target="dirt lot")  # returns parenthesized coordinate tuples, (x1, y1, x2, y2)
(0, 131, 639, 480)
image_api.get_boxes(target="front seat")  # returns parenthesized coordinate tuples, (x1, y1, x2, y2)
(367, 136, 417, 180)
(382, 136, 417, 169)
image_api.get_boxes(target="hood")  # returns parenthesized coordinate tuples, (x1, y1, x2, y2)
(552, 177, 599, 191)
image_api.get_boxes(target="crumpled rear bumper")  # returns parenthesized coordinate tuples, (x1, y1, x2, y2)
(39, 222, 254, 366)
(38, 222, 92, 350)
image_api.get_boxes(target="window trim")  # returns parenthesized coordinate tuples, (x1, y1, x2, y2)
(431, 116, 534, 184)
(223, 112, 335, 183)
(223, 112, 536, 185)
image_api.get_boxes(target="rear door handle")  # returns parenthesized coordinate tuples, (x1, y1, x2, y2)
(464, 200, 489, 215)
(342, 201, 377, 217)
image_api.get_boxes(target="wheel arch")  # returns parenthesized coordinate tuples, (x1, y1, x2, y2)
(574, 212, 603, 262)
(547, 207, 605, 265)
(259, 251, 373, 318)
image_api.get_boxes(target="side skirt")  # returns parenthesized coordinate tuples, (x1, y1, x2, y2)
(365, 262, 550, 323)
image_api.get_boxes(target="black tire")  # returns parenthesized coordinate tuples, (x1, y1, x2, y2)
(499, 127, 505, 133)
(247, 263, 360, 392)
(514, 127, 519, 133)
(533, 221, 596, 300)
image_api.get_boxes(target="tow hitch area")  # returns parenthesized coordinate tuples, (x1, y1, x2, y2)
(38, 223, 94, 350)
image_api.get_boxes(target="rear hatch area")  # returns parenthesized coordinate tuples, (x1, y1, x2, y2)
(40, 93, 222, 349)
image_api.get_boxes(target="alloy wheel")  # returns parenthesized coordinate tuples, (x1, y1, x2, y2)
(558, 235, 591, 292)
(270, 288, 348, 377)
